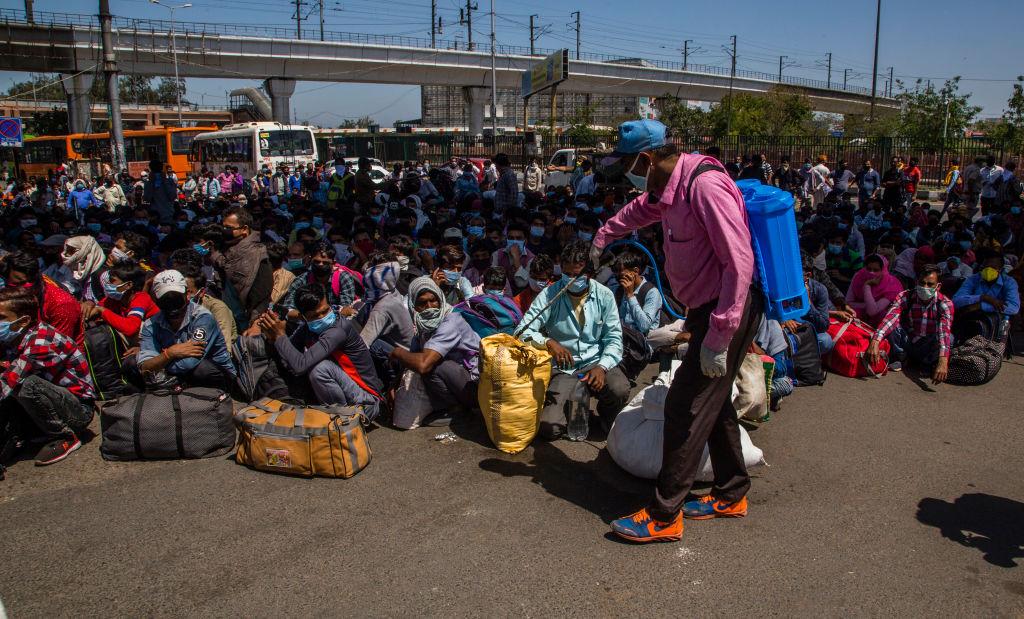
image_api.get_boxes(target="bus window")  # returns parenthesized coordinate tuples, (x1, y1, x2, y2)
(24, 140, 67, 165)
(171, 130, 202, 155)
(260, 130, 314, 157)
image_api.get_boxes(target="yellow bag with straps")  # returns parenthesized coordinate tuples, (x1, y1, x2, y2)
(477, 333, 552, 454)
(234, 398, 371, 478)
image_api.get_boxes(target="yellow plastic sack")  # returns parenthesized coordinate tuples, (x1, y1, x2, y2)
(477, 333, 552, 454)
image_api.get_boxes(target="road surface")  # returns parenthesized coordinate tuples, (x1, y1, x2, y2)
(1, 360, 1022, 616)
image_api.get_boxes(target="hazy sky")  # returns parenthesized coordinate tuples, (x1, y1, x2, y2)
(2, 0, 1021, 126)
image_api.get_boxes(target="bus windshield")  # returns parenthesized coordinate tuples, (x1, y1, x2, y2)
(259, 130, 314, 157)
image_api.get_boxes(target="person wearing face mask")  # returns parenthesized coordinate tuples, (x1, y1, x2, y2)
(135, 270, 236, 389)
(771, 157, 802, 197)
(56, 235, 106, 301)
(359, 255, 415, 387)
(209, 206, 273, 327)
(81, 261, 157, 340)
(4, 250, 84, 347)
(475, 266, 510, 297)
(869, 265, 952, 381)
(94, 176, 126, 212)
(589, 120, 765, 543)
(513, 253, 553, 313)
(490, 223, 533, 290)
(824, 229, 863, 293)
(518, 240, 628, 441)
(952, 249, 1021, 341)
(431, 244, 474, 304)
(257, 284, 381, 415)
(66, 179, 100, 224)
(525, 214, 552, 257)
(389, 276, 481, 426)
(460, 241, 493, 289)
(0, 287, 96, 466)
(280, 242, 361, 320)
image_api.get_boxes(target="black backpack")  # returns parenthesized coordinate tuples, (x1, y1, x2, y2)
(83, 325, 139, 401)
(784, 323, 827, 386)
(946, 336, 1004, 386)
(618, 324, 653, 381)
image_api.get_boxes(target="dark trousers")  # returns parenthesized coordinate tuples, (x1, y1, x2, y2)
(649, 288, 764, 521)
(369, 339, 401, 390)
(538, 366, 631, 440)
(423, 359, 478, 411)
(953, 309, 999, 342)
(13, 375, 94, 438)
(887, 329, 940, 367)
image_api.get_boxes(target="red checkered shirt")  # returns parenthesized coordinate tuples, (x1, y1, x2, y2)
(872, 290, 955, 358)
(0, 322, 95, 400)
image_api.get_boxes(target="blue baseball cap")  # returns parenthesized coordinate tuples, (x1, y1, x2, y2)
(601, 120, 667, 166)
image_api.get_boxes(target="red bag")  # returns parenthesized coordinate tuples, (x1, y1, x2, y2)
(825, 318, 889, 378)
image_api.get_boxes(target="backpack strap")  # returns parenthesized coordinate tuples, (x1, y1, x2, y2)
(685, 162, 729, 204)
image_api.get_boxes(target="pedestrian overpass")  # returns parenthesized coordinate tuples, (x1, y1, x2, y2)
(0, 10, 899, 133)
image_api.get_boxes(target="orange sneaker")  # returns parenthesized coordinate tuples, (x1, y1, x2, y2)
(610, 508, 683, 543)
(682, 495, 748, 520)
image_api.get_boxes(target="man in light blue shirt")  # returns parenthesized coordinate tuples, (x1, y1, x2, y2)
(952, 249, 1020, 341)
(519, 240, 628, 440)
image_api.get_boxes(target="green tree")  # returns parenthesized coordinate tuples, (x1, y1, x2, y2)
(155, 78, 189, 106)
(337, 115, 375, 128)
(24, 107, 69, 135)
(658, 96, 710, 137)
(895, 77, 981, 150)
(704, 87, 815, 137)
(5, 73, 66, 101)
(564, 104, 599, 146)
(1001, 76, 1024, 152)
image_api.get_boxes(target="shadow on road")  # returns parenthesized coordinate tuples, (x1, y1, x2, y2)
(917, 493, 1024, 568)
(478, 440, 650, 523)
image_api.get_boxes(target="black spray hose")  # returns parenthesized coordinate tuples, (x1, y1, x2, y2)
(604, 239, 686, 321)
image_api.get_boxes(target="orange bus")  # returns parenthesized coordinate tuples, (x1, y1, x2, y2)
(20, 127, 218, 180)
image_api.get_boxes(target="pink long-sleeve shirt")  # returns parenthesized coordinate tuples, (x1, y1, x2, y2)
(594, 154, 755, 352)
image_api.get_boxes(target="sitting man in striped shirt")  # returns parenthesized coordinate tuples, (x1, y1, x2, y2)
(0, 287, 96, 466)
(867, 264, 953, 384)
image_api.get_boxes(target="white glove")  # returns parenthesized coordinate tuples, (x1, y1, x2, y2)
(699, 343, 728, 378)
(589, 243, 604, 270)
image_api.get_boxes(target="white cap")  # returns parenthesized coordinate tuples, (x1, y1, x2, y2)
(151, 269, 187, 298)
(443, 227, 463, 239)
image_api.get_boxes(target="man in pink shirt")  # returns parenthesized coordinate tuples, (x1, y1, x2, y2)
(596, 120, 764, 543)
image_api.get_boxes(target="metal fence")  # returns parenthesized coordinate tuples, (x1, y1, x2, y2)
(320, 133, 1019, 189)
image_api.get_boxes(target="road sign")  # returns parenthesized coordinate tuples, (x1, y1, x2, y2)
(0, 117, 23, 148)
(522, 49, 569, 99)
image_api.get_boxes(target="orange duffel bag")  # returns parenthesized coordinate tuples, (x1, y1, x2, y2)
(234, 398, 371, 478)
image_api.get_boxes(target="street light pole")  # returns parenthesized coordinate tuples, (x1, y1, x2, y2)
(489, 0, 497, 136)
(869, 0, 881, 122)
(150, 0, 192, 126)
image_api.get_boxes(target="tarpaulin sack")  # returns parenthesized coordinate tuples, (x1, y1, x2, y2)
(99, 387, 234, 461)
(392, 369, 433, 430)
(826, 318, 889, 378)
(733, 353, 768, 421)
(946, 335, 1004, 386)
(477, 333, 552, 454)
(607, 376, 764, 480)
(235, 398, 371, 478)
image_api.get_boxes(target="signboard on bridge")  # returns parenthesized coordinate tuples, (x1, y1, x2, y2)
(0, 117, 24, 148)
(522, 49, 569, 99)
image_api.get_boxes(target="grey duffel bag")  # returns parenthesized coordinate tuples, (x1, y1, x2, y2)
(100, 387, 236, 461)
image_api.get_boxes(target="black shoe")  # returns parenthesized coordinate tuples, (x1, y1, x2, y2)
(35, 434, 82, 466)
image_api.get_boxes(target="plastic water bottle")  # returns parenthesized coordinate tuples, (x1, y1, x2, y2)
(566, 376, 590, 441)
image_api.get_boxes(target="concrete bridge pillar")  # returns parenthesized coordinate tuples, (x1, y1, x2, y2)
(263, 78, 296, 124)
(61, 72, 94, 134)
(463, 86, 488, 136)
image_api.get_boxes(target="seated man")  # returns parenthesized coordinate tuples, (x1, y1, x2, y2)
(170, 248, 239, 354)
(824, 228, 863, 294)
(519, 240, 628, 440)
(431, 244, 474, 305)
(136, 270, 236, 389)
(613, 250, 662, 336)
(360, 255, 416, 390)
(952, 249, 1021, 341)
(0, 287, 95, 466)
(81, 261, 158, 341)
(280, 241, 361, 319)
(5, 250, 84, 346)
(390, 276, 481, 426)
(258, 284, 382, 416)
(784, 257, 855, 357)
(513, 253, 553, 313)
(868, 265, 953, 382)
(490, 223, 533, 290)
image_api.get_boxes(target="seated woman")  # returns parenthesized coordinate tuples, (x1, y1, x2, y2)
(845, 254, 904, 328)
(82, 262, 158, 340)
(389, 276, 481, 426)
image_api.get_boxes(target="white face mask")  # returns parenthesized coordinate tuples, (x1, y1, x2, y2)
(624, 154, 649, 192)
(813, 250, 827, 271)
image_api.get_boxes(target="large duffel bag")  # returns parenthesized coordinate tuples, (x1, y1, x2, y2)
(946, 335, 1004, 386)
(234, 398, 371, 478)
(825, 318, 889, 378)
(99, 387, 235, 461)
(83, 325, 138, 401)
(477, 333, 552, 454)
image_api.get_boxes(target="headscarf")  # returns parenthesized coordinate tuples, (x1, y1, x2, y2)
(849, 255, 904, 306)
(908, 204, 928, 229)
(61, 235, 106, 282)
(407, 275, 451, 339)
(363, 261, 400, 304)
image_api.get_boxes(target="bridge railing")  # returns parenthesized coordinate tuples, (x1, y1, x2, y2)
(2, 8, 879, 97)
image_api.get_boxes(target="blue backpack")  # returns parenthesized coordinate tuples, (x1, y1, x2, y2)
(453, 294, 523, 338)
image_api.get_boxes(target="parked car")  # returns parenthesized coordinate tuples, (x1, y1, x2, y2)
(342, 157, 389, 187)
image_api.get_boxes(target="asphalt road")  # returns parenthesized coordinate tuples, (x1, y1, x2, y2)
(1, 359, 1023, 617)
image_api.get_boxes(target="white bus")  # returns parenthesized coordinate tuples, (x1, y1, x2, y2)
(189, 122, 318, 180)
